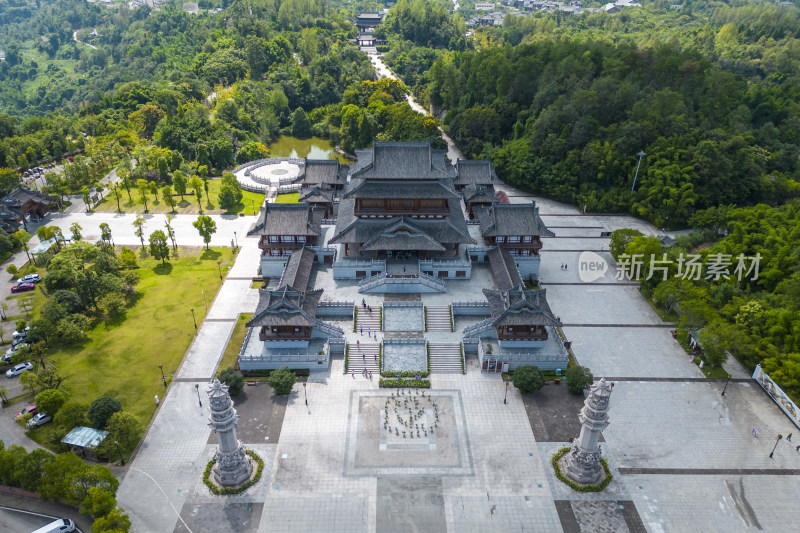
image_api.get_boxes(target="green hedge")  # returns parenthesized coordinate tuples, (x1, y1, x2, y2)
(381, 370, 429, 378)
(203, 449, 264, 495)
(551, 447, 612, 492)
(353, 306, 358, 332)
(379, 378, 431, 388)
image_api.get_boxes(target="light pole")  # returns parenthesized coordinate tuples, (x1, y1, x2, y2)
(721, 374, 731, 396)
(190, 307, 197, 331)
(195, 384, 203, 407)
(769, 434, 782, 458)
(115, 441, 125, 466)
(217, 260, 222, 280)
(630, 150, 646, 193)
(503, 382, 509, 404)
(251, 199, 255, 214)
(303, 382, 307, 406)
(233, 231, 238, 249)
(159, 364, 167, 388)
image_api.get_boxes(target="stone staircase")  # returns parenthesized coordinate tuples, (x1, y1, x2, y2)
(265, 277, 281, 290)
(348, 342, 381, 375)
(426, 306, 452, 332)
(356, 306, 382, 334)
(428, 343, 463, 374)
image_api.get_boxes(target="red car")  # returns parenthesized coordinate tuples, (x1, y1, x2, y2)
(16, 404, 37, 420)
(11, 283, 35, 293)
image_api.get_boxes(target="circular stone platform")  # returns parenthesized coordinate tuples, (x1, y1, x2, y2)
(234, 159, 302, 191)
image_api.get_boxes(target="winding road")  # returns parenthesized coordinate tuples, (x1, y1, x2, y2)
(72, 30, 97, 50)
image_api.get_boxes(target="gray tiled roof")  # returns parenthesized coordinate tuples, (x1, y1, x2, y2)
(360, 218, 446, 252)
(474, 202, 555, 237)
(483, 287, 561, 327)
(299, 186, 334, 204)
(247, 286, 323, 327)
(247, 202, 323, 237)
(343, 179, 461, 200)
(1, 187, 56, 209)
(454, 160, 496, 187)
(351, 142, 456, 181)
(330, 198, 475, 246)
(487, 247, 522, 291)
(463, 183, 496, 204)
(302, 159, 343, 187)
(279, 248, 316, 292)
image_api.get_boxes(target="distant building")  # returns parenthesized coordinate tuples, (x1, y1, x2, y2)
(0, 50, 5, 61)
(355, 12, 384, 33)
(0, 187, 57, 231)
(182, 2, 199, 14)
(475, 2, 496, 10)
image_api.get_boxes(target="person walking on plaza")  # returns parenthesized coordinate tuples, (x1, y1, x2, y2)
(752, 427, 759, 437)
(788, 432, 793, 442)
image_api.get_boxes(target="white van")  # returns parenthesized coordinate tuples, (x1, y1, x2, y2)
(30, 518, 76, 533)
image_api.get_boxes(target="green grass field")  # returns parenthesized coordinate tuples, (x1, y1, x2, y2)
(274, 193, 300, 203)
(216, 313, 253, 376)
(9, 246, 236, 424)
(94, 178, 265, 215)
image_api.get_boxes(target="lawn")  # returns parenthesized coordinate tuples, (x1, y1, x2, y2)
(93, 177, 265, 215)
(274, 193, 299, 203)
(10, 246, 237, 425)
(216, 313, 253, 376)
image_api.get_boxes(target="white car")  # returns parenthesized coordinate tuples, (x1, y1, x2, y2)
(27, 412, 52, 428)
(18, 273, 41, 284)
(6, 361, 33, 377)
(12, 326, 31, 338)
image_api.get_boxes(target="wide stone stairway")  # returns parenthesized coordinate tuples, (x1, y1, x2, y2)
(426, 306, 452, 332)
(428, 343, 463, 374)
(356, 305, 382, 334)
(348, 342, 381, 375)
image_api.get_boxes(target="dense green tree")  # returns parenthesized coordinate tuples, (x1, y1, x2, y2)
(267, 365, 296, 395)
(512, 366, 545, 394)
(148, 230, 170, 265)
(34, 388, 68, 416)
(192, 215, 216, 249)
(87, 396, 122, 429)
(565, 365, 594, 395)
(219, 367, 244, 396)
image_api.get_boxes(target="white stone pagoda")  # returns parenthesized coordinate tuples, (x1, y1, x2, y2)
(207, 379, 253, 487)
(564, 377, 613, 484)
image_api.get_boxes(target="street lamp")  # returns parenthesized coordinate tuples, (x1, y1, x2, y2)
(159, 364, 167, 388)
(190, 307, 197, 331)
(195, 384, 203, 407)
(721, 374, 732, 396)
(115, 441, 125, 466)
(251, 199, 255, 214)
(770, 434, 783, 458)
(630, 150, 646, 193)
(217, 260, 222, 280)
(303, 382, 307, 406)
(234, 231, 238, 249)
(503, 382, 509, 404)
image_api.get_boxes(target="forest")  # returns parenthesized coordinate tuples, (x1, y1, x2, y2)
(0, 0, 443, 194)
(376, 1, 800, 228)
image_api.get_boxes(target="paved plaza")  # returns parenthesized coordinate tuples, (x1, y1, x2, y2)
(107, 192, 800, 533)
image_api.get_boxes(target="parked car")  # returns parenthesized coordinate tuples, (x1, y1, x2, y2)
(18, 273, 41, 284)
(27, 412, 52, 428)
(16, 404, 37, 419)
(11, 282, 35, 293)
(11, 336, 27, 348)
(12, 326, 30, 338)
(6, 361, 33, 377)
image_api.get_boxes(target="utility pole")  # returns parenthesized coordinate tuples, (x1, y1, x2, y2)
(630, 151, 646, 193)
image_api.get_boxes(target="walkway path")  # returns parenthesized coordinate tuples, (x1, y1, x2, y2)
(72, 30, 97, 50)
(367, 52, 464, 164)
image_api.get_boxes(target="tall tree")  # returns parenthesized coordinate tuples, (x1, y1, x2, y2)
(192, 215, 216, 250)
(136, 179, 150, 213)
(132, 216, 146, 247)
(148, 230, 170, 265)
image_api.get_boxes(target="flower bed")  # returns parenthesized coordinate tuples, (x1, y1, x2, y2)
(551, 447, 612, 492)
(379, 378, 431, 388)
(203, 449, 264, 495)
(380, 370, 430, 378)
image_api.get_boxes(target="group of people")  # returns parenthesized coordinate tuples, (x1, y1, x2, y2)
(560, 263, 569, 270)
(351, 368, 372, 380)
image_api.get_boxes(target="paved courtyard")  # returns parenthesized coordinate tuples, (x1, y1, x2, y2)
(111, 192, 800, 533)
